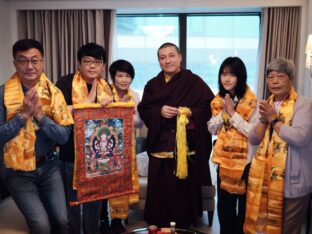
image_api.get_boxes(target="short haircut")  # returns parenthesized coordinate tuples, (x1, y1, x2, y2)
(109, 59, 135, 82)
(266, 57, 295, 80)
(77, 43, 107, 63)
(218, 56, 247, 99)
(157, 42, 180, 58)
(12, 39, 44, 59)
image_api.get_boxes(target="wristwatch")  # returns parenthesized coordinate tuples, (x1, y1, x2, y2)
(270, 117, 280, 127)
(259, 117, 268, 125)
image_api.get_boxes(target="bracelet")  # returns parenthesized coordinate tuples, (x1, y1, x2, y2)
(259, 117, 268, 124)
(17, 112, 27, 121)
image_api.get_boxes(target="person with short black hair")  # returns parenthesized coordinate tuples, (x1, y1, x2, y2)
(56, 42, 113, 234)
(0, 38, 73, 234)
(106, 59, 143, 233)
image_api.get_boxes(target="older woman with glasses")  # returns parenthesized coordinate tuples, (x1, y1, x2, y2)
(244, 57, 312, 234)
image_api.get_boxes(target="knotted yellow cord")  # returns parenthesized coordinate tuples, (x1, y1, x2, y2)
(176, 107, 190, 179)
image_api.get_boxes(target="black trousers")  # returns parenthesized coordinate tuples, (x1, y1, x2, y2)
(217, 169, 246, 234)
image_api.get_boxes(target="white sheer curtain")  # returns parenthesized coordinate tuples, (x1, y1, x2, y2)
(17, 9, 116, 83)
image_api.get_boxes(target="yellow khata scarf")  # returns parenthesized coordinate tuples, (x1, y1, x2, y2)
(244, 87, 297, 234)
(72, 71, 112, 104)
(211, 86, 257, 194)
(4, 73, 74, 171)
(111, 85, 134, 103)
(109, 85, 139, 218)
(176, 107, 191, 179)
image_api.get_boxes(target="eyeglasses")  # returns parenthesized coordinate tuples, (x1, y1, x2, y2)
(16, 59, 42, 66)
(267, 74, 289, 82)
(82, 59, 103, 66)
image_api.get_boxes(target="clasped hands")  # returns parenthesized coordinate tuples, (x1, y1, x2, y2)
(22, 87, 43, 122)
(85, 79, 113, 106)
(161, 105, 192, 119)
(223, 93, 235, 116)
(259, 100, 278, 124)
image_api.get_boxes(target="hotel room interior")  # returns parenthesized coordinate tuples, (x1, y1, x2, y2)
(0, 0, 312, 233)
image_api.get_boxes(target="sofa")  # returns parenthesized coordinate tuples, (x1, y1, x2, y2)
(129, 137, 216, 226)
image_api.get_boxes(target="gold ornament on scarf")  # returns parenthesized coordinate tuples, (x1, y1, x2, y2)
(221, 111, 231, 131)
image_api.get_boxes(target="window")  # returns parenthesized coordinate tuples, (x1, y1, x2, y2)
(115, 13, 260, 96)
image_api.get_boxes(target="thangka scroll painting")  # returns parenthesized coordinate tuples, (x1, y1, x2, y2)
(70, 103, 136, 205)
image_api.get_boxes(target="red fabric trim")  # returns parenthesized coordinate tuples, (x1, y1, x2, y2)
(71, 106, 134, 205)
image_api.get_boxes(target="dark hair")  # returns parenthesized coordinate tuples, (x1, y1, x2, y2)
(109, 59, 135, 82)
(157, 42, 180, 58)
(12, 39, 44, 58)
(77, 43, 107, 63)
(218, 57, 247, 99)
(266, 57, 295, 80)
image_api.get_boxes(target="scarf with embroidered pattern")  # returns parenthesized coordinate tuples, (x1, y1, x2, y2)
(106, 85, 139, 219)
(244, 87, 297, 234)
(211, 86, 257, 194)
(72, 71, 112, 104)
(111, 84, 134, 103)
(4, 73, 74, 171)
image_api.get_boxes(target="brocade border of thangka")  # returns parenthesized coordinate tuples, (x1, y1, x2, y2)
(71, 105, 135, 205)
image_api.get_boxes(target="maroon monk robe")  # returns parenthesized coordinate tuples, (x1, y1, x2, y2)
(138, 69, 214, 228)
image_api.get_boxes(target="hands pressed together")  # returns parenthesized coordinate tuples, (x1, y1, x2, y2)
(85, 79, 113, 106)
(22, 87, 43, 122)
(259, 100, 278, 123)
(223, 93, 235, 116)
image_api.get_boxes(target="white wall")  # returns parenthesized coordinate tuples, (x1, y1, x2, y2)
(0, 0, 311, 97)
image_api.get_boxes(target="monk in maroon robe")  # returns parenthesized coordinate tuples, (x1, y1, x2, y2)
(138, 42, 214, 228)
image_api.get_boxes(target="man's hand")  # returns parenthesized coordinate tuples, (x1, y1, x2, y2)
(33, 92, 43, 122)
(224, 94, 235, 116)
(22, 88, 36, 118)
(85, 79, 98, 103)
(161, 105, 179, 118)
(100, 96, 113, 106)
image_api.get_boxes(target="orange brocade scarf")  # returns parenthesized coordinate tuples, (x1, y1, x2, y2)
(109, 85, 139, 219)
(244, 87, 297, 234)
(211, 86, 257, 194)
(4, 73, 74, 171)
(71, 71, 112, 104)
(111, 85, 133, 102)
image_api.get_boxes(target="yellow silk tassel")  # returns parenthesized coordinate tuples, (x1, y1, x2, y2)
(176, 107, 190, 179)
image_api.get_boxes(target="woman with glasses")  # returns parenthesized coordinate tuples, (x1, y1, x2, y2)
(244, 57, 312, 234)
(208, 57, 257, 234)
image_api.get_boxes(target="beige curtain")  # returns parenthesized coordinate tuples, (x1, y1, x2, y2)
(260, 7, 300, 98)
(17, 9, 115, 83)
